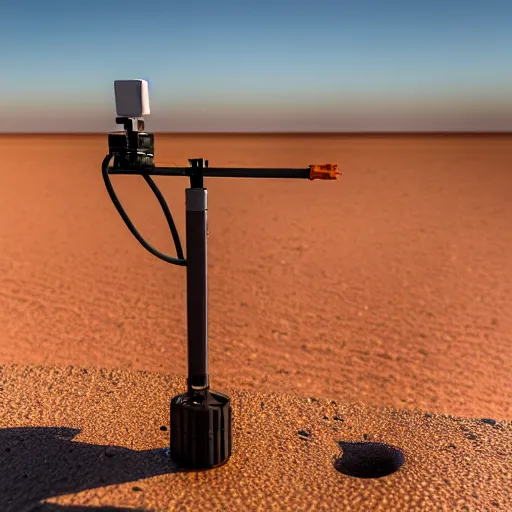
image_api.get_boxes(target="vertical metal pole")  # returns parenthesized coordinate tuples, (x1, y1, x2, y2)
(185, 186, 209, 395)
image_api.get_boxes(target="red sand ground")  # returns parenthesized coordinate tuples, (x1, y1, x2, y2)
(0, 134, 511, 420)
(0, 365, 510, 511)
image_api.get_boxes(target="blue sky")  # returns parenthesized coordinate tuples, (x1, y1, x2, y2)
(0, 0, 511, 131)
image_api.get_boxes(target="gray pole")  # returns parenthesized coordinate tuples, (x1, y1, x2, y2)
(185, 186, 209, 395)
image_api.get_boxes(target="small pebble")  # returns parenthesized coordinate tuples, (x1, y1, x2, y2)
(105, 446, 116, 457)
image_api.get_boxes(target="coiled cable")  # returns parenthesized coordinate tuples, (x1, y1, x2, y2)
(101, 154, 187, 266)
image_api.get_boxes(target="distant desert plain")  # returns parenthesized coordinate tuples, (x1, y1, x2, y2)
(0, 133, 510, 510)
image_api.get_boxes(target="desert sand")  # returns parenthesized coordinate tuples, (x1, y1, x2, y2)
(0, 365, 510, 511)
(0, 134, 511, 510)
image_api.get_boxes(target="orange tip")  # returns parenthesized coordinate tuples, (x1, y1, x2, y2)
(309, 164, 341, 180)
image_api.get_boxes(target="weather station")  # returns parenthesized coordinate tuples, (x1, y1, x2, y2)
(101, 79, 341, 470)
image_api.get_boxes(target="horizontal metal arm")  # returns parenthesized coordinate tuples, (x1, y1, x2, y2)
(108, 166, 312, 179)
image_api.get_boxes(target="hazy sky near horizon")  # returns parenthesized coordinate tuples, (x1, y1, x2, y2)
(0, 0, 511, 132)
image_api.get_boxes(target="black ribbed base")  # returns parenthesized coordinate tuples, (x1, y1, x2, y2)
(170, 390, 232, 469)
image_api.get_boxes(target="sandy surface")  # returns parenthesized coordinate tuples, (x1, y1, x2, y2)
(0, 134, 511, 510)
(0, 134, 511, 422)
(0, 364, 509, 511)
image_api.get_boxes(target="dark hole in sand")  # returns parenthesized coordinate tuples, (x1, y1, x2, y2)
(334, 441, 405, 479)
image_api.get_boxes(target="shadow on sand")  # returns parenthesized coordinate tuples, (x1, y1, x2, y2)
(0, 426, 177, 512)
(30, 506, 148, 512)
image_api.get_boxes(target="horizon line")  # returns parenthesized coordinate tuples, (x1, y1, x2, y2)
(1, 131, 511, 136)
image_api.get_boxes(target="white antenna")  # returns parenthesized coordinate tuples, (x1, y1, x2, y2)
(114, 79, 150, 118)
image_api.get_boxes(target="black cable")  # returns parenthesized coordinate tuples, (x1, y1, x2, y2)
(101, 154, 187, 266)
(141, 173, 185, 260)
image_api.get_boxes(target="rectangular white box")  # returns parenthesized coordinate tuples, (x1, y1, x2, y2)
(114, 79, 150, 117)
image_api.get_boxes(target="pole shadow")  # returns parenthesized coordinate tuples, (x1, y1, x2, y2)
(0, 426, 177, 512)
(29, 506, 148, 512)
